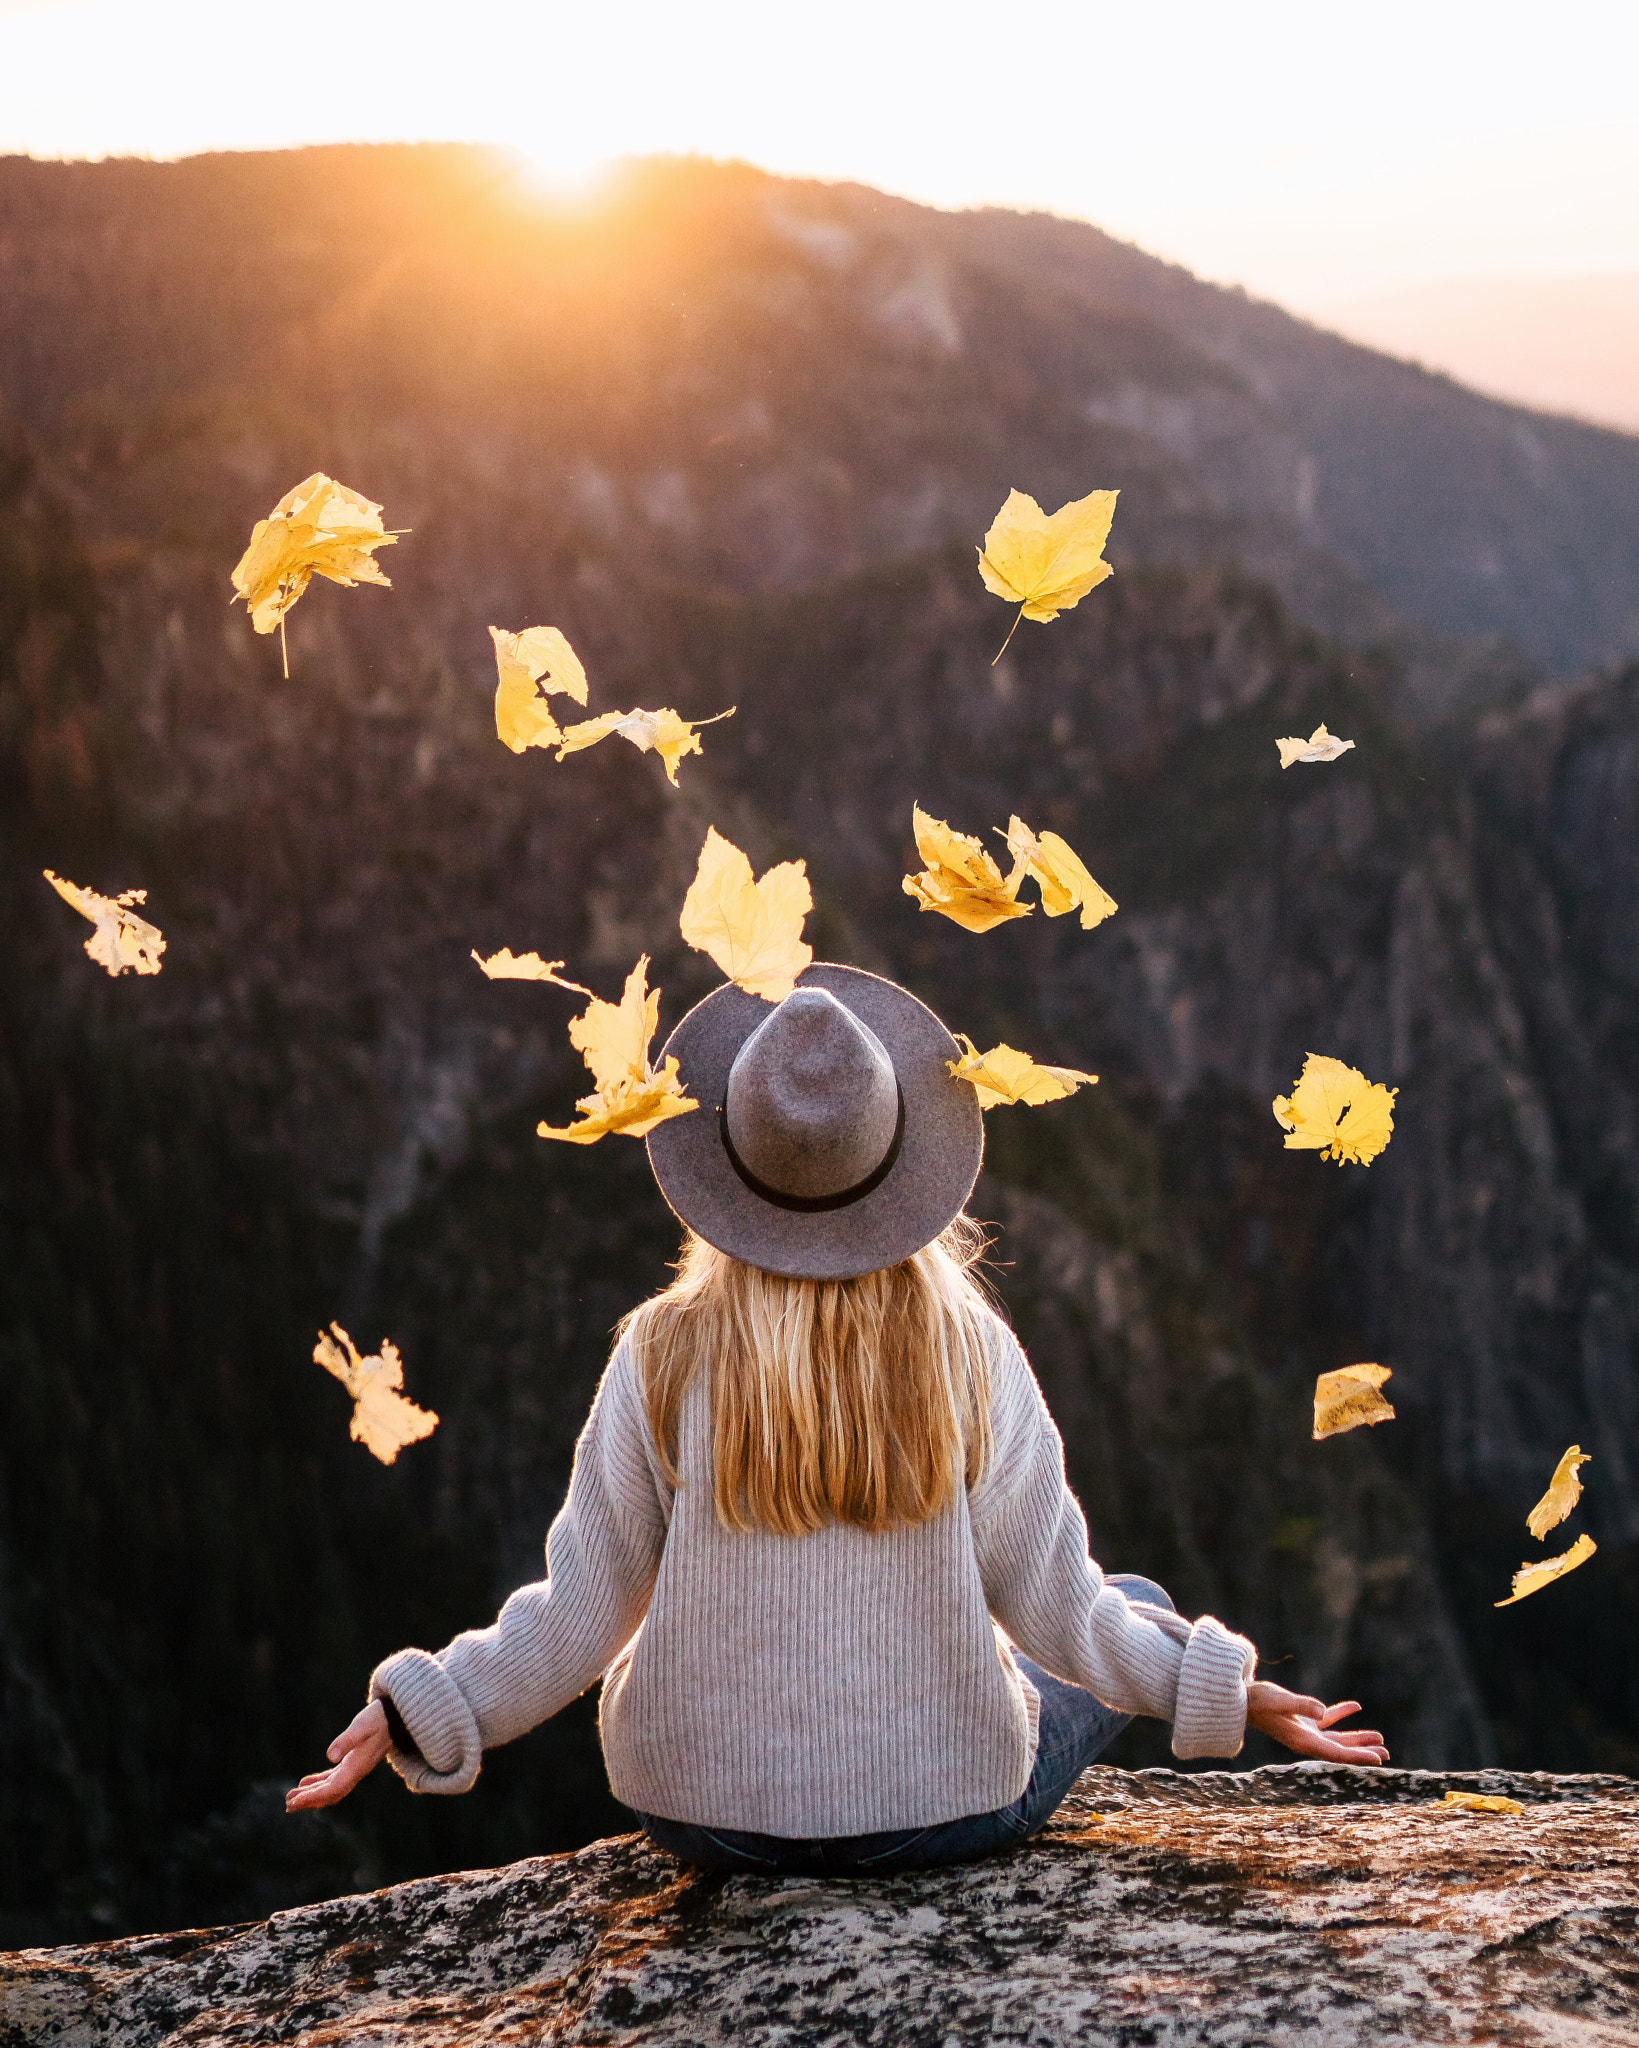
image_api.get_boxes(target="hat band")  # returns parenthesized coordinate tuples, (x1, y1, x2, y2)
(718, 1086, 906, 1215)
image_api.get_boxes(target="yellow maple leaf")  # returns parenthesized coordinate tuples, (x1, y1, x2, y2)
(231, 473, 400, 674)
(1312, 1363, 1396, 1440)
(1277, 723, 1356, 769)
(567, 953, 663, 1093)
(537, 954, 698, 1144)
(946, 1034, 1097, 1109)
(313, 1323, 438, 1465)
(679, 827, 813, 1002)
(538, 1066, 698, 1145)
(491, 625, 589, 754)
(1004, 816, 1118, 930)
(1441, 1791, 1523, 1816)
(978, 486, 1118, 660)
(554, 705, 735, 785)
(1494, 1533, 1597, 1608)
(43, 870, 166, 977)
(1274, 1054, 1397, 1166)
(470, 948, 592, 994)
(1526, 1445, 1592, 1542)
(902, 805, 1032, 932)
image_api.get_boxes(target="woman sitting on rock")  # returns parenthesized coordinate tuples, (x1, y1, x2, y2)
(288, 967, 1388, 1874)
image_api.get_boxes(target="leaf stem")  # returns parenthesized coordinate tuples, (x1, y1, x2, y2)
(991, 603, 1025, 667)
(279, 612, 289, 680)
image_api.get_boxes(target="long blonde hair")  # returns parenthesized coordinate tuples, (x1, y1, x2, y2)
(622, 1217, 998, 1536)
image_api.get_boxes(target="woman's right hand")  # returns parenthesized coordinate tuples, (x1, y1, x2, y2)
(286, 1700, 390, 1812)
(1247, 1680, 1389, 1764)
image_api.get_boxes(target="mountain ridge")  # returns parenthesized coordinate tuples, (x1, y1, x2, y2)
(2, 145, 1637, 679)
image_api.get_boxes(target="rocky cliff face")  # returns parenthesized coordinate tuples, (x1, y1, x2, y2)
(6, 1766, 1637, 2046)
(3, 150, 1639, 1944)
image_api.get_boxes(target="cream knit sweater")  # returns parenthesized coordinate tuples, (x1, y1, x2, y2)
(371, 1315, 1256, 1836)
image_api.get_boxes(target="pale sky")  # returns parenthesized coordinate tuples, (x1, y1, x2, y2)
(2, 0, 1637, 311)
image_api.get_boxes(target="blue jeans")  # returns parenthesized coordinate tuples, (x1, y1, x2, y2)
(637, 1573, 1174, 1876)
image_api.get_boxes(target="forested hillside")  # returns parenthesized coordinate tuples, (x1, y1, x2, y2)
(2, 147, 1637, 1945)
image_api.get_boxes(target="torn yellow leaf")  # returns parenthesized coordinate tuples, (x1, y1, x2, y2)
(902, 805, 1032, 932)
(43, 870, 165, 977)
(1442, 1791, 1523, 1816)
(1527, 1445, 1591, 1542)
(1277, 724, 1356, 768)
(679, 827, 813, 1002)
(554, 705, 734, 785)
(567, 952, 663, 1094)
(946, 1034, 1096, 1109)
(1004, 816, 1118, 930)
(1313, 1364, 1396, 1440)
(1495, 1533, 1597, 1608)
(1274, 1054, 1397, 1166)
(978, 487, 1118, 623)
(470, 948, 591, 995)
(313, 1323, 438, 1465)
(537, 954, 698, 1144)
(537, 1065, 698, 1144)
(230, 473, 399, 647)
(491, 625, 588, 753)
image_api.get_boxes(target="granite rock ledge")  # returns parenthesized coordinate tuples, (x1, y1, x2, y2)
(4, 1765, 1638, 2047)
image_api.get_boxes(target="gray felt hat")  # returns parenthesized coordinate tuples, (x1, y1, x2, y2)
(646, 964, 984, 1280)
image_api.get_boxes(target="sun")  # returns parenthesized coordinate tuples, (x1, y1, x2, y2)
(506, 144, 620, 212)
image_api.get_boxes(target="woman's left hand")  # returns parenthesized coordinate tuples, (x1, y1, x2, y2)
(1247, 1680, 1389, 1764)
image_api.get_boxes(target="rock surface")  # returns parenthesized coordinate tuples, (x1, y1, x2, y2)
(5, 1765, 1637, 2046)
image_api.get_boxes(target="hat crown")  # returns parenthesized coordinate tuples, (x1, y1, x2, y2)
(723, 988, 899, 1201)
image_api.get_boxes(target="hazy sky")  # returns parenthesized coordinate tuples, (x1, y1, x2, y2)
(2, 0, 1637, 309)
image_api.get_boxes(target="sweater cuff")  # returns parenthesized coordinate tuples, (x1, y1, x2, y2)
(370, 1648, 483, 1795)
(1170, 1617, 1256, 1759)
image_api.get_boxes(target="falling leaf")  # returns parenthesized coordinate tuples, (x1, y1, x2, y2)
(313, 1323, 438, 1465)
(679, 827, 813, 1002)
(43, 870, 166, 977)
(537, 954, 698, 1144)
(1312, 1364, 1396, 1440)
(902, 805, 1032, 932)
(231, 474, 400, 673)
(470, 948, 592, 994)
(1442, 1791, 1523, 1816)
(1274, 1054, 1397, 1166)
(1277, 724, 1356, 769)
(1004, 816, 1118, 930)
(491, 625, 589, 753)
(567, 952, 662, 1094)
(946, 1034, 1097, 1109)
(978, 486, 1118, 660)
(1494, 1533, 1597, 1608)
(554, 705, 735, 785)
(539, 1067, 697, 1145)
(1527, 1445, 1592, 1542)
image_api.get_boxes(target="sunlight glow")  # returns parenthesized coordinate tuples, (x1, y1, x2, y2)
(2, 0, 1637, 308)
(507, 149, 620, 213)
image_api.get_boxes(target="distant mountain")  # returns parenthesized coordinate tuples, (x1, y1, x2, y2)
(3, 147, 1639, 1945)
(2, 146, 1638, 679)
(1317, 274, 1639, 437)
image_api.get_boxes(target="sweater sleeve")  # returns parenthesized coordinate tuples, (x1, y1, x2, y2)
(970, 1326, 1255, 1760)
(368, 1335, 669, 1794)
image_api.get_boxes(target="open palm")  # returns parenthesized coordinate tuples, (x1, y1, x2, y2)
(1247, 1681, 1389, 1764)
(286, 1700, 390, 1812)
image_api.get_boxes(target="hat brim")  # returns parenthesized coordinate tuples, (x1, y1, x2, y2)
(646, 964, 984, 1281)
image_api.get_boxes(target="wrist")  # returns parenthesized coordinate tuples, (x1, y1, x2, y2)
(377, 1692, 418, 1758)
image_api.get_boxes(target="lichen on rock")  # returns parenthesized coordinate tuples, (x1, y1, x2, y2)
(4, 1764, 1637, 2046)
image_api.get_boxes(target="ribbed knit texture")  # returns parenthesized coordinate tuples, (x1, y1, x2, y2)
(371, 1316, 1256, 1834)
